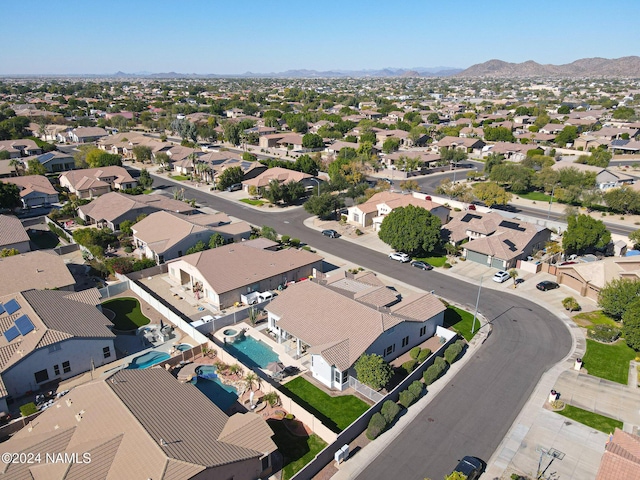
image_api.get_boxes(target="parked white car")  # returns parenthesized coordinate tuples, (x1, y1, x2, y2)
(492, 270, 510, 283)
(389, 252, 410, 263)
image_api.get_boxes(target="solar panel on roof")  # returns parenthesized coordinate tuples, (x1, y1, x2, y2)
(499, 220, 526, 232)
(3, 326, 20, 343)
(3, 299, 21, 315)
(0, 304, 5, 315)
(15, 315, 34, 335)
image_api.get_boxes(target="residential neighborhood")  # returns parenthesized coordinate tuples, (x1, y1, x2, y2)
(0, 32, 640, 480)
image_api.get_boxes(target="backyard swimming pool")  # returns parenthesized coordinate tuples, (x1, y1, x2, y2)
(223, 335, 279, 369)
(191, 365, 238, 411)
(175, 343, 193, 352)
(126, 351, 170, 369)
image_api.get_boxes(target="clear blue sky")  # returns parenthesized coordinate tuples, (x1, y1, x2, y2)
(3, 0, 639, 75)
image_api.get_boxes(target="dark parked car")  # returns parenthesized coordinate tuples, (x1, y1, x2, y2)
(536, 280, 560, 291)
(451, 456, 483, 480)
(410, 260, 433, 270)
(321, 229, 339, 238)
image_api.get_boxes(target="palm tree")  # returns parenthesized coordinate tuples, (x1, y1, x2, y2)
(243, 372, 261, 393)
(8, 159, 23, 176)
(508, 269, 519, 288)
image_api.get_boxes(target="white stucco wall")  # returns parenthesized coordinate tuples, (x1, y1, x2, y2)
(310, 354, 333, 389)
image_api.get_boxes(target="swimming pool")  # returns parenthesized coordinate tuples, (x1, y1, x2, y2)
(223, 335, 279, 369)
(191, 365, 238, 411)
(175, 343, 193, 352)
(126, 351, 170, 369)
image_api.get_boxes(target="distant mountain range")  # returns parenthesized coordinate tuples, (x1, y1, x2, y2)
(457, 56, 640, 77)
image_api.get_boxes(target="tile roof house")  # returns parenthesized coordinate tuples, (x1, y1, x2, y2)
(59, 166, 137, 199)
(483, 142, 541, 162)
(0, 251, 75, 295)
(266, 277, 446, 390)
(132, 210, 251, 264)
(347, 191, 450, 231)
(167, 243, 323, 309)
(68, 126, 108, 143)
(556, 257, 640, 301)
(443, 211, 551, 270)
(595, 428, 640, 480)
(0, 368, 277, 480)
(0, 288, 114, 413)
(550, 160, 635, 190)
(0, 175, 59, 208)
(27, 150, 75, 173)
(434, 136, 486, 155)
(0, 214, 30, 253)
(242, 167, 313, 191)
(0, 139, 42, 159)
(77, 191, 197, 232)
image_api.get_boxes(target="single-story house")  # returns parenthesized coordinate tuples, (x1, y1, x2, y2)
(0, 139, 42, 158)
(132, 210, 251, 264)
(78, 191, 197, 231)
(443, 211, 551, 270)
(242, 167, 313, 192)
(28, 151, 75, 173)
(68, 126, 109, 143)
(210, 157, 267, 185)
(434, 136, 486, 155)
(258, 133, 305, 150)
(0, 159, 16, 178)
(347, 191, 450, 231)
(556, 256, 640, 301)
(266, 276, 446, 390)
(0, 368, 277, 480)
(610, 139, 640, 154)
(0, 174, 59, 208)
(0, 250, 75, 295)
(550, 160, 635, 190)
(59, 166, 138, 199)
(0, 288, 114, 412)
(0, 214, 31, 253)
(483, 142, 541, 162)
(167, 242, 323, 310)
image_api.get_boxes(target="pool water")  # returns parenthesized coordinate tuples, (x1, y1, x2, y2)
(223, 335, 279, 369)
(175, 343, 193, 352)
(191, 365, 238, 411)
(126, 351, 170, 369)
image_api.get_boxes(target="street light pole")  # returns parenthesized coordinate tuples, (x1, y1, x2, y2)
(471, 275, 484, 334)
(547, 184, 558, 221)
(310, 178, 320, 196)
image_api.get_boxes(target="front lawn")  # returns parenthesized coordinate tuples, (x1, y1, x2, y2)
(102, 297, 150, 330)
(267, 419, 327, 480)
(240, 198, 266, 206)
(557, 404, 623, 434)
(517, 191, 552, 202)
(169, 175, 189, 181)
(443, 305, 477, 341)
(279, 377, 370, 432)
(582, 339, 636, 384)
(573, 310, 620, 328)
(414, 254, 448, 267)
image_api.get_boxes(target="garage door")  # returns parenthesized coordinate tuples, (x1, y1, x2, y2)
(491, 257, 505, 269)
(466, 250, 488, 265)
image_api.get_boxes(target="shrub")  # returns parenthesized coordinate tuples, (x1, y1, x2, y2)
(417, 348, 432, 363)
(355, 229, 363, 236)
(20, 402, 38, 417)
(562, 297, 581, 312)
(380, 400, 401, 424)
(284, 413, 295, 420)
(588, 324, 621, 343)
(408, 380, 423, 398)
(290, 238, 300, 247)
(124, 245, 133, 253)
(366, 412, 387, 440)
(398, 390, 417, 409)
(443, 262, 452, 269)
(409, 346, 421, 360)
(280, 235, 290, 245)
(423, 357, 447, 385)
(402, 359, 418, 374)
(444, 342, 464, 364)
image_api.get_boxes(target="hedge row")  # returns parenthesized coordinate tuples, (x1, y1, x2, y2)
(423, 356, 447, 385)
(444, 340, 465, 364)
(367, 400, 402, 440)
(48, 222, 71, 243)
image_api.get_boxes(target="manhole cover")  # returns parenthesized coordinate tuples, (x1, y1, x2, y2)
(428, 418, 434, 423)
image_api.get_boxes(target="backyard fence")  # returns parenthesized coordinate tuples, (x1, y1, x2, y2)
(290, 326, 458, 480)
(98, 280, 131, 299)
(348, 377, 384, 403)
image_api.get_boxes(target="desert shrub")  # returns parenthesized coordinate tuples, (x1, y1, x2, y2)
(409, 346, 421, 359)
(443, 262, 452, 269)
(562, 297, 581, 312)
(366, 412, 387, 440)
(444, 342, 464, 364)
(398, 390, 417, 409)
(408, 380, 423, 398)
(423, 357, 447, 385)
(20, 402, 38, 417)
(380, 400, 401, 424)
(355, 229, 363, 236)
(417, 348, 432, 363)
(588, 324, 621, 343)
(289, 238, 300, 247)
(402, 359, 418, 374)
(280, 235, 290, 245)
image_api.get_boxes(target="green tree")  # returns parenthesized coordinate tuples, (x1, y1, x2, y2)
(483, 152, 505, 175)
(444, 472, 468, 480)
(85, 149, 122, 168)
(555, 126, 579, 146)
(186, 241, 208, 255)
(281, 180, 306, 204)
(612, 106, 636, 121)
(599, 278, 640, 320)
(304, 193, 344, 220)
(26, 158, 47, 175)
(622, 298, 640, 350)
(119, 220, 134, 236)
(629, 229, 640, 249)
(576, 149, 611, 168)
(557, 105, 571, 114)
(484, 126, 515, 142)
(294, 154, 320, 175)
(260, 225, 278, 242)
(262, 179, 283, 205)
(603, 186, 640, 214)
(216, 166, 244, 190)
(427, 112, 440, 124)
(223, 122, 242, 146)
(0, 183, 21, 209)
(138, 168, 153, 189)
(155, 152, 171, 169)
(563, 214, 611, 255)
(0, 248, 20, 257)
(354, 353, 393, 390)
(382, 137, 400, 154)
(208, 233, 225, 249)
(360, 130, 377, 144)
(378, 205, 442, 255)
(489, 164, 533, 193)
(132, 145, 152, 163)
(472, 182, 512, 207)
(302, 133, 324, 149)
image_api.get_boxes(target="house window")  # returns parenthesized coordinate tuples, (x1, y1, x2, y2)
(114, 224, 120, 231)
(48, 344, 61, 354)
(353, 213, 360, 222)
(342, 370, 349, 384)
(103, 346, 111, 359)
(54, 364, 60, 376)
(34, 369, 49, 383)
(420, 326, 427, 337)
(384, 344, 395, 356)
(62, 361, 71, 374)
(333, 369, 341, 384)
(401, 336, 409, 348)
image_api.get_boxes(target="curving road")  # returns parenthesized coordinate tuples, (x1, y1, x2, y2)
(149, 174, 573, 479)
